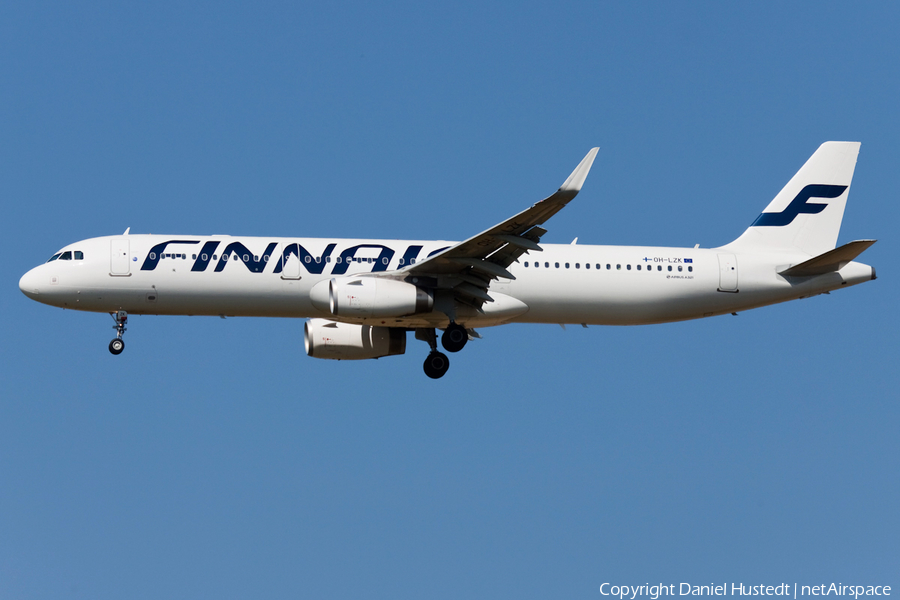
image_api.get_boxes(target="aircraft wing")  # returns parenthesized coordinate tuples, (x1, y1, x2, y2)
(380, 148, 599, 306)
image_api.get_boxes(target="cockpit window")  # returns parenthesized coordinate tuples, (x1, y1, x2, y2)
(47, 253, 62, 262)
(74, 251, 84, 260)
(59, 251, 72, 260)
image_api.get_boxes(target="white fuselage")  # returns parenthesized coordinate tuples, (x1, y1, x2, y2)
(18, 234, 875, 329)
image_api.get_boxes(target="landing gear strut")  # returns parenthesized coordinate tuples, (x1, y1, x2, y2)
(416, 328, 450, 379)
(441, 322, 468, 353)
(109, 311, 127, 355)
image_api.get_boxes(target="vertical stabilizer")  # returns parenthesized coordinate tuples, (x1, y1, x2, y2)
(723, 142, 860, 256)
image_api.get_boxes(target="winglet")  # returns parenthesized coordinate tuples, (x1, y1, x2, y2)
(559, 148, 599, 193)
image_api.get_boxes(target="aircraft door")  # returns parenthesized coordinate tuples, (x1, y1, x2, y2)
(281, 253, 302, 279)
(110, 239, 131, 276)
(717, 253, 738, 292)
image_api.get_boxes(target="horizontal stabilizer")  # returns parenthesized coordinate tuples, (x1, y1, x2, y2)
(778, 240, 876, 277)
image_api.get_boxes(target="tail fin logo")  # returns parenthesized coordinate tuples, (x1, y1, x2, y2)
(752, 184, 848, 227)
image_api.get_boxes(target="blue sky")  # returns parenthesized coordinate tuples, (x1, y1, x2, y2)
(1, 2, 897, 598)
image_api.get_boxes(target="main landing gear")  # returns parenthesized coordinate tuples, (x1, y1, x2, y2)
(441, 322, 468, 353)
(416, 322, 470, 379)
(423, 351, 450, 380)
(109, 311, 127, 355)
(416, 328, 449, 379)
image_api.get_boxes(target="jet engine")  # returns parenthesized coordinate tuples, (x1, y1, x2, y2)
(310, 277, 433, 318)
(304, 318, 406, 360)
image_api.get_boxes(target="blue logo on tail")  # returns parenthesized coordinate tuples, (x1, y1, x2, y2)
(751, 184, 848, 227)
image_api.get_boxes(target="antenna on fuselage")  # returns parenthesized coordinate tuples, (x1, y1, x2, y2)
(123, 227, 131, 235)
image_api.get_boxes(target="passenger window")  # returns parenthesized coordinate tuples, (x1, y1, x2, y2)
(585, 263, 590, 269)
(576, 263, 580, 269)
(668, 265, 672, 271)
(544, 262, 549, 268)
(47, 253, 61, 262)
(616, 264, 621, 270)
(606, 264, 611, 270)
(626, 264, 631, 270)
(565, 263, 569, 269)
(688, 266, 693, 272)
(636, 264, 641, 270)
(555, 262, 559, 268)
(74, 251, 84, 260)
(657, 265, 662, 271)
(60, 251, 72, 260)
(382, 257, 388, 264)
(678, 266, 682, 271)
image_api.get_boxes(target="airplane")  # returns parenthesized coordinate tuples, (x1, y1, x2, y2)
(19, 142, 876, 379)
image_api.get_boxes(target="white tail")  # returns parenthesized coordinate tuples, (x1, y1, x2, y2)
(723, 142, 860, 256)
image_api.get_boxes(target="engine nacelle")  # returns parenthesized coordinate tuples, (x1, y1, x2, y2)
(310, 277, 433, 318)
(304, 319, 406, 360)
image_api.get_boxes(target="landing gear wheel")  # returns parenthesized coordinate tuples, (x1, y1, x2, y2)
(108, 311, 128, 355)
(441, 323, 468, 353)
(423, 351, 450, 379)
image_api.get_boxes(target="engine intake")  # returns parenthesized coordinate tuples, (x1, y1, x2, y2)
(304, 319, 406, 360)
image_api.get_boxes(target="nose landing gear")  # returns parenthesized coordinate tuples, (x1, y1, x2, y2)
(109, 311, 127, 355)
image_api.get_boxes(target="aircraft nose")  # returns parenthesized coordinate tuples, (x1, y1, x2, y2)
(19, 267, 43, 299)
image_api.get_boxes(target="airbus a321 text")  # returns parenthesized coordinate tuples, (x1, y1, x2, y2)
(20, 142, 876, 378)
